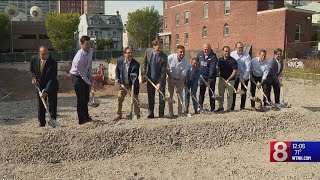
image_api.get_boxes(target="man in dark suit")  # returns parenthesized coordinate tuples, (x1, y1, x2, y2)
(142, 40, 168, 118)
(265, 48, 283, 105)
(30, 46, 59, 127)
(115, 47, 140, 120)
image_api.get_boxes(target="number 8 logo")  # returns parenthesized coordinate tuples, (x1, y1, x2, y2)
(273, 142, 288, 162)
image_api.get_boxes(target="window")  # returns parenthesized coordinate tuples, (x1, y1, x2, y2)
(91, 31, 94, 37)
(13, 34, 37, 39)
(268, 0, 274, 10)
(95, 31, 98, 37)
(39, 34, 49, 39)
(175, 33, 179, 45)
(165, 1, 167, 9)
(176, 13, 179, 26)
(203, 3, 208, 18)
(184, 33, 189, 45)
(164, 17, 168, 29)
(224, 23, 229, 37)
(225, 0, 230, 14)
(292, 0, 301, 5)
(295, 24, 301, 41)
(184, 11, 189, 24)
(113, 31, 117, 37)
(202, 26, 207, 38)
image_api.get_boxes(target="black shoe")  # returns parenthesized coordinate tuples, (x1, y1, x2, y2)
(215, 108, 224, 112)
(147, 114, 155, 119)
(39, 123, 45, 127)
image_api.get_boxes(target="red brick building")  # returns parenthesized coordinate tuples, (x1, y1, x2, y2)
(160, 0, 314, 58)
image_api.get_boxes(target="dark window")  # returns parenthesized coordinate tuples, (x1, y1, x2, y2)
(13, 34, 36, 39)
(39, 34, 49, 39)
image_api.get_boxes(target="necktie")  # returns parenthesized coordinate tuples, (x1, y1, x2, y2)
(40, 60, 45, 74)
(151, 54, 157, 79)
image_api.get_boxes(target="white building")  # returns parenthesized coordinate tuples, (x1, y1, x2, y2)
(78, 11, 124, 50)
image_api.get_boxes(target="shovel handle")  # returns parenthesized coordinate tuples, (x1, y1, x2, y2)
(143, 75, 165, 99)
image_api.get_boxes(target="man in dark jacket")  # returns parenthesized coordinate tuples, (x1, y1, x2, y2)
(30, 46, 59, 127)
(197, 43, 218, 112)
(142, 40, 168, 118)
(265, 48, 283, 104)
(115, 47, 140, 120)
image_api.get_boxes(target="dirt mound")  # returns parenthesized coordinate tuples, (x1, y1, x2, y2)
(0, 111, 303, 164)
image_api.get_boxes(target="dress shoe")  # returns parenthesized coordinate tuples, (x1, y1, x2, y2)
(147, 114, 155, 119)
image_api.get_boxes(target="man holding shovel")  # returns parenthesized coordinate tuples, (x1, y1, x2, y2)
(265, 48, 283, 105)
(70, 35, 93, 125)
(216, 46, 238, 112)
(250, 50, 270, 108)
(30, 46, 59, 127)
(142, 40, 168, 118)
(197, 43, 218, 112)
(230, 42, 251, 110)
(166, 45, 190, 118)
(115, 47, 140, 120)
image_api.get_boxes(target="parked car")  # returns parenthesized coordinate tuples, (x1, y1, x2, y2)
(301, 46, 320, 59)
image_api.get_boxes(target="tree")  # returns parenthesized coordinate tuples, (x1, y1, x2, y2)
(126, 6, 161, 48)
(45, 12, 80, 51)
(93, 38, 114, 50)
(0, 13, 10, 41)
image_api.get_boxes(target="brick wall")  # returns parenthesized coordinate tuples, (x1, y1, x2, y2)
(162, 1, 313, 59)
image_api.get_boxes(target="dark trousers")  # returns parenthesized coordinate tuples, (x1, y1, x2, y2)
(199, 78, 216, 111)
(231, 78, 249, 110)
(147, 80, 165, 116)
(72, 75, 90, 123)
(37, 90, 57, 126)
(265, 80, 281, 104)
(250, 75, 268, 107)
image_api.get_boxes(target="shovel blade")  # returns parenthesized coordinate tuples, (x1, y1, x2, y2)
(89, 102, 100, 107)
(48, 119, 60, 128)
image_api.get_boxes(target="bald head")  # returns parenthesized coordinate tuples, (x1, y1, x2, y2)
(203, 43, 211, 56)
(235, 42, 244, 55)
(38, 46, 49, 60)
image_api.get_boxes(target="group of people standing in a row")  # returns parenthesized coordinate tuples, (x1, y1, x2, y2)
(30, 35, 283, 127)
(114, 39, 283, 120)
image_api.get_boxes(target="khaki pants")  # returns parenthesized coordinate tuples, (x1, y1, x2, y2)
(117, 84, 140, 116)
(218, 78, 235, 110)
(167, 77, 184, 115)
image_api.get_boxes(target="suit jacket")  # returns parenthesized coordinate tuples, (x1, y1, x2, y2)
(115, 56, 140, 94)
(30, 55, 59, 94)
(143, 48, 168, 86)
(266, 56, 283, 84)
(268, 56, 283, 77)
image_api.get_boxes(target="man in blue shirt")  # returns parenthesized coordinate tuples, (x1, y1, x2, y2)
(70, 35, 93, 125)
(197, 43, 218, 112)
(184, 57, 200, 114)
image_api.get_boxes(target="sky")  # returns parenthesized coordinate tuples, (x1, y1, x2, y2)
(105, 1, 163, 24)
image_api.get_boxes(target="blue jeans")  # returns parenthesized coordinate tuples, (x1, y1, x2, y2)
(184, 84, 198, 112)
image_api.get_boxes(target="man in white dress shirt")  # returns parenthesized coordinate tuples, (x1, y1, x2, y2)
(230, 42, 251, 110)
(166, 45, 190, 118)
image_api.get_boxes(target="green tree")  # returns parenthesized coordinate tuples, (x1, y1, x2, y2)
(0, 13, 10, 41)
(93, 38, 114, 50)
(45, 12, 80, 51)
(126, 6, 161, 48)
